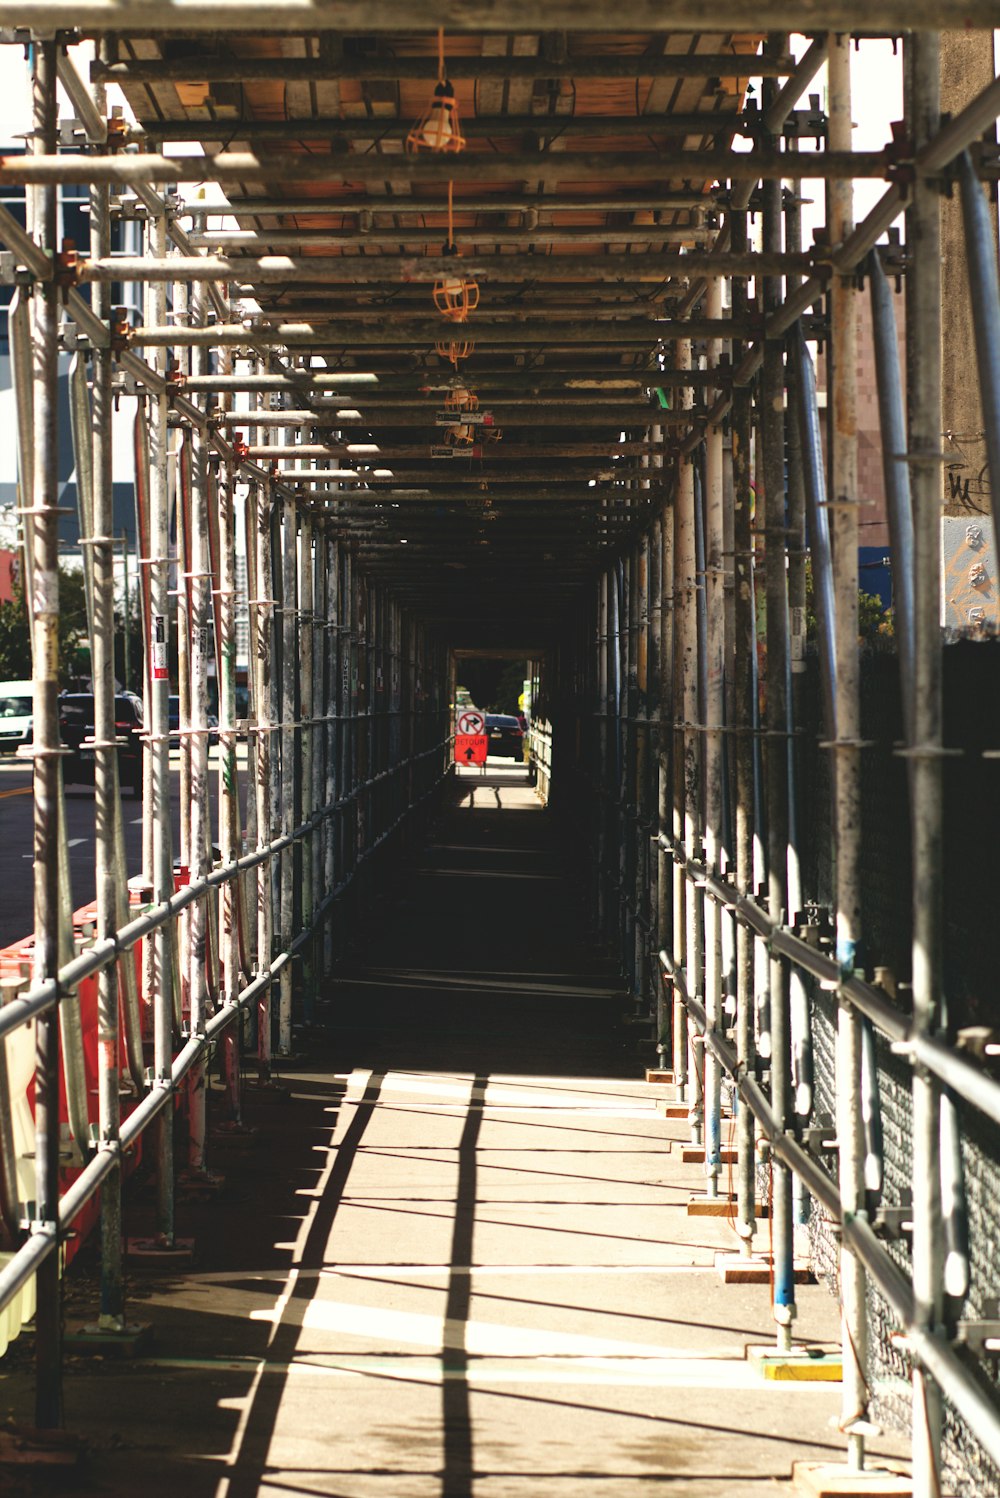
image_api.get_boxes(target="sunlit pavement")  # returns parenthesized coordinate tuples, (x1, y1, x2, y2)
(0, 769, 909, 1495)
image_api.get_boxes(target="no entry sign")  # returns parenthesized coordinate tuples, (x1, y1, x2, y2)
(455, 734, 488, 766)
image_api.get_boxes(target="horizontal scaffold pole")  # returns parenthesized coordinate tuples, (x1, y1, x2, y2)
(60, 252, 815, 286)
(0, 149, 889, 188)
(90, 50, 796, 82)
(0, 2, 993, 34)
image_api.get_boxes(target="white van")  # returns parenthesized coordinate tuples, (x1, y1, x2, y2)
(0, 681, 33, 755)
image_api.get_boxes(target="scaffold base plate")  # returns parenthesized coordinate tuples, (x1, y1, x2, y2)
(645, 1069, 675, 1083)
(126, 1236, 196, 1268)
(746, 1343, 842, 1380)
(66, 1321, 153, 1357)
(688, 1195, 770, 1218)
(682, 1145, 738, 1163)
(663, 1102, 734, 1119)
(791, 1460, 912, 1496)
(715, 1250, 812, 1284)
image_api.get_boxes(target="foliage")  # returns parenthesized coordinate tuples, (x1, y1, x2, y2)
(494, 660, 526, 714)
(0, 591, 31, 681)
(0, 567, 92, 686)
(804, 558, 894, 644)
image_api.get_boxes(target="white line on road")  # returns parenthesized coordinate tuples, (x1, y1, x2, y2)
(67, 838, 87, 848)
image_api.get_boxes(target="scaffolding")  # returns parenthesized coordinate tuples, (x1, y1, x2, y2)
(0, 10, 997, 1495)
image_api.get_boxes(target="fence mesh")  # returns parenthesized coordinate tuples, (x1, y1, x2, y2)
(797, 641, 1000, 1493)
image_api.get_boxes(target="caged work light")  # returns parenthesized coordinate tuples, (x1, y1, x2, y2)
(436, 337, 475, 367)
(444, 384, 478, 414)
(433, 183, 480, 323)
(444, 419, 477, 446)
(407, 28, 466, 154)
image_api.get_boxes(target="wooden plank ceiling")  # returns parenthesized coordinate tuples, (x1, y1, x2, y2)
(111, 26, 765, 644)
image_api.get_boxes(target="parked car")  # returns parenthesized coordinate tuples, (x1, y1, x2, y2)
(169, 696, 219, 748)
(0, 680, 33, 755)
(485, 713, 525, 760)
(59, 692, 144, 796)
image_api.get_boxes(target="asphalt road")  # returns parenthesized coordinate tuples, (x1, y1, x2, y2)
(0, 748, 248, 952)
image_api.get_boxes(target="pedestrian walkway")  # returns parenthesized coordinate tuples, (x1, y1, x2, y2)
(0, 768, 907, 1495)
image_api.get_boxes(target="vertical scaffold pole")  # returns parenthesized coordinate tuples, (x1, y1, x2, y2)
(828, 35, 868, 1469)
(299, 510, 315, 1020)
(657, 433, 674, 1074)
(188, 298, 213, 1153)
(323, 528, 339, 976)
(596, 571, 609, 939)
(671, 346, 690, 1107)
(89, 50, 127, 1329)
(676, 340, 702, 1141)
(218, 459, 240, 1056)
(906, 32, 945, 1498)
(312, 519, 327, 974)
(29, 35, 62, 1428)
(254, 479, 275, 1078)
(761, 60, 794, 1347)
(279, 494, 298, 1053)
(730, 204, 757, 1255)
(784, 173, 814, 1187)
(633, 537, 648, 1002)
(703, 277, 726, 1197)
(146, 197, 175, 1247)
(647, 508, 662, 1014)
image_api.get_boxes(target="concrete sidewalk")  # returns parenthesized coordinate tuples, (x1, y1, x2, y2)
(0, 770, 908, 1494)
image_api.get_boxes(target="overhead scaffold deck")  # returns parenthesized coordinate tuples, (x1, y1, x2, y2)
(0, 4, 998, 1495)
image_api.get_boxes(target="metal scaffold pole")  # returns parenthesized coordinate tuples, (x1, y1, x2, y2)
(828, 34, 869, 1470)
(676, 338, 703, 1142)
(278, 492, 298, 1053)
(761, 50, 794, 1350)
(906, 31, 946, 1498)
(147, 196, 176, 1249)
(218, 459, 241, 1057)
(89, 48, 126, 1333)
(29, 34, 63, 1430)
(187, 296, 213, 1160)
(322, 526, 339, 978)
(702, 277, 726, 1198)
(253, 478, 276, 1079)
(299, 509, 316, 1021)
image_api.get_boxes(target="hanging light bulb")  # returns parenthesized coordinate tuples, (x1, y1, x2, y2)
(433, 184, 479, 322)
(435, 337, 475, 367)
(407, 29, 465, 154)
(444, 384, 478, 414)
(444, 419, 476, 447)
(434, 266, 480, 322)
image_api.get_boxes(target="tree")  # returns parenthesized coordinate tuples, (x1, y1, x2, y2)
(0, 567, 92, 686)
(0, 589, 31, 680)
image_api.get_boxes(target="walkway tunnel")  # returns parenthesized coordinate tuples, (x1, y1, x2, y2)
(0, 10, 999, 1496)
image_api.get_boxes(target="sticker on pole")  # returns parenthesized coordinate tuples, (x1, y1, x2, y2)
(457, 708, 486, 736)
(152, 614, 169, 681)
(455, 734, 488, 766)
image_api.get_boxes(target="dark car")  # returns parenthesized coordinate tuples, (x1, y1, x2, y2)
(169, 695, 219, 747)
(59, 693, 144, 796)
(485, 713, 524, 760)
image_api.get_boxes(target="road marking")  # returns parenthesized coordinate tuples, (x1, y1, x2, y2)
(131, 817, 143, 825)
(67, 838, 87, 848)
(0, 786, 31, 800)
